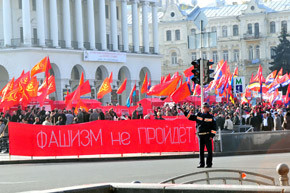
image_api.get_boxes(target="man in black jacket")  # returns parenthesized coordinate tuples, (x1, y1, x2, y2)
(181, 103, 217, 168)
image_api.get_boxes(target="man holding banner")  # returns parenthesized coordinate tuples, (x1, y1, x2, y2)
(181, 103, 217, 168)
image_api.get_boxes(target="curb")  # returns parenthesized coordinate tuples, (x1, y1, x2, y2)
(0, 149, 290, 165)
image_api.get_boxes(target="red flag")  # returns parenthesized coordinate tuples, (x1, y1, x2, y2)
(286, 83, 290, 104)
(74, 100, 88, 114)
(21, 76, 39, 107)
(65, 80, 91, 106)
(160, 76, 165, 83)
(126, 83, 136, 107)
(79, 72, 84, 85)
(193, 84, 201, 96)
(0, 78, 14, 99)
(109, 72, 113, 84)
(0, 87, 20, 111)
(147, 76, 181, 96)
(38, 75, 56, 95)
(97, 77, 112, 99)
(164, 74, 171, 82)
(171, 82, 191, 103)
(184, 66, 194, 77)
(141, 73, 148, 94)
(116, 78, 127, 94)
(233, 67, 238, 77)
(31, 56, 51, 78)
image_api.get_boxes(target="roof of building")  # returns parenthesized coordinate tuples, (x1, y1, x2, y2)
(127, 0, 290, 25)
(199, 0, 290, 18)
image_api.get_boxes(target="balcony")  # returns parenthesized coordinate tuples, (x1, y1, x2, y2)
(243, 33, 262, 41)
(244, 59, 260, 66)
(0, 39, 158, 55)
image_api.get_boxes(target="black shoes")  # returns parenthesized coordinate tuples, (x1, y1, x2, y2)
(197, 165, 212, 168)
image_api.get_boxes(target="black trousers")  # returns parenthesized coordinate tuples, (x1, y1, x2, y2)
(199, 135, 213, 167)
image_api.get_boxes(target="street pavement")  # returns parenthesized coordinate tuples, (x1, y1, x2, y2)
(0, 153, 289, 193)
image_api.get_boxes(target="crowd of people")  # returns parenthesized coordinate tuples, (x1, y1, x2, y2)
(0, 102, 289, 132)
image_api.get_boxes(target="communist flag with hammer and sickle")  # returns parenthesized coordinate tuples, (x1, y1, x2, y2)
(31, 56, 52, 78)
(97, 77, 112, 99)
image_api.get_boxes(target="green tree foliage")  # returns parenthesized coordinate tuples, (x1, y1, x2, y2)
(269, 29, 290, 74)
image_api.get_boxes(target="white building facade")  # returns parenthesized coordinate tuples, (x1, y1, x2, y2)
(0, 0, 161, 105)
(157, 0, 290, 84)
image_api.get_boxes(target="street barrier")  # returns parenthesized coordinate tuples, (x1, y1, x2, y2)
(9, 120, 198, 157)
(218, 130, 290, 153)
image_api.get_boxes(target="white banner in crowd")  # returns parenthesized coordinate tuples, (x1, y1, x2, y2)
(83, 51, 127, 63)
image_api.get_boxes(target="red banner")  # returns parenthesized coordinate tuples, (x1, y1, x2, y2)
(9, 120, 198, 157)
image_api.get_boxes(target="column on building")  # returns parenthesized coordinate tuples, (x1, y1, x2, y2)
(142, 1, 149, 53)
(63, 0, 72, 48)
(110, 0, 118, 51)
(75, 0, 84, 49)
(99, 0, 107, 50)
(132, 0, 140, 52)
(22, 0, 32, 46)
(87, 0, 96, 50)
(36, 0, 45, 47)
(2, 0, 12, 46)
(152, 2, 159, 54)
(50, 0, 59, 47)
(121, 0, 129, 52)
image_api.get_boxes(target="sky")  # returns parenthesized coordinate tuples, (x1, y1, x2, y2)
(178, 0, 246, 7)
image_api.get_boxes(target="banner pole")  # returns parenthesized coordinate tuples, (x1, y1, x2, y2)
(200, 20, 204, 109)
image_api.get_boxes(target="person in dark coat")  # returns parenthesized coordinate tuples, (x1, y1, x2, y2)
(215, 113, 225, 130)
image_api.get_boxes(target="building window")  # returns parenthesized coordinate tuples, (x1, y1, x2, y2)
(116, 7, 119, 20)
(270, 21, 276, 33)
(20, 27, 24, 43)
(233, 25, 239, 36)
(202, 52, 207, 59)
(211, 26, 217, 32)
(105, 5, 109, 19)
(190, 28, 196, 35)
(175, 30, 180, 40)
(270, 47, 276, 59)
(254, 23, 259, 37)
(223, 50, 228, 61)
(213, 51, 218, 63)
(171, 52, 178, 65)
(256, 45, 260, 59)
(192, 52, 197, 61)
(19, 0, 22, 9)
(166, 30, 172, 41)
(222, 26, 227, 37)
(282, 20, 287, 32)
(233, 49, 239, 62)
(249, 46, 253, 60)
(32, 0, 36, 11)
(248, 23, 252, 34)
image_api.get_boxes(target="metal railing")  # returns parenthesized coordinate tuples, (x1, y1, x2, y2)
(84, 42, 90, 50)
(0, 40, 4, 48)
(11, 38, 21, 47)
(149, 47, 154, 54)
(160, 169, 276, 186)
(96, 43, 102, 50)
(71, 41, 78, 50)
(59, 40, 66, 48)
(107, 44, 113, 51)
(45, 39, 53, 48)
